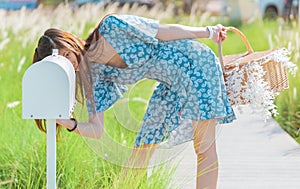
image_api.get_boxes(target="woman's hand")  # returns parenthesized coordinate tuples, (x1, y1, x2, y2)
(209, 24, 227, 43)
(56, 112, 104, 138)
(56, 119, 75, 130)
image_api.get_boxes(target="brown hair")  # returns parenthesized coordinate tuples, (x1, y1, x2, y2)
(32, 28, 92, 132)
(32, 15, 112, 133)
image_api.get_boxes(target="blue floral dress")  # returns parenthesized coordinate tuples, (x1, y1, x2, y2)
(86, 14, 236, 147)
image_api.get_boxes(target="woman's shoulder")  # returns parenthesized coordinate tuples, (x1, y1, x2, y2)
(100, 14, 158, 26)
(98, 13, 117, 25)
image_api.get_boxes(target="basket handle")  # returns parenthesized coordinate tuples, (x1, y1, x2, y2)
(218, 27, 254, 73)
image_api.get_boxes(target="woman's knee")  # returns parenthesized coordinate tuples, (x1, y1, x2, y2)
(193, 139, 217, 157)
(192, 120, 216, 156)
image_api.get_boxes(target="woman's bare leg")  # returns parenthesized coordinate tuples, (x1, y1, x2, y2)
(192, 120, 218, 189)
(124, 144, 158, 169)
(113, 144, 158, 187)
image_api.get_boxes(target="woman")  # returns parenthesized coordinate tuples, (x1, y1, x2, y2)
(33, 14, 235, 189)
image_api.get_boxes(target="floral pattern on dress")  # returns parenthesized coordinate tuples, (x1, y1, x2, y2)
(86, 14, 236, 147)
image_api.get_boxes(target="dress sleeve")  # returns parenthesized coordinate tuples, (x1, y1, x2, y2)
(86, 77, 127, 115)
(98, 14, 159, 68)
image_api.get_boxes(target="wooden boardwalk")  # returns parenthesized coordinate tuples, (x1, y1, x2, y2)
(149, 105, 300, 189)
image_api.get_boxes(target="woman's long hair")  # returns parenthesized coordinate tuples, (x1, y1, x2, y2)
(32, 15, 111, 133)
(32, 28, 91, 133)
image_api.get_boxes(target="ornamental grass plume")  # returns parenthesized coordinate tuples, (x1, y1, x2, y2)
(269, 21, 300, 140)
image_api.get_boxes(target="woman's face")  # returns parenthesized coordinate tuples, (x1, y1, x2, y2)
(59, 48, 79, 71)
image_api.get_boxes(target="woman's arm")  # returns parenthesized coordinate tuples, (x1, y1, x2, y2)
(155, 24, 227, 43)
(57, 112, 104, 138)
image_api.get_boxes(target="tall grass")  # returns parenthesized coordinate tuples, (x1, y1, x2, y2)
(0, 3, 178, 188)
(0, 2, 299, 188)
(270, 20, 300, 143)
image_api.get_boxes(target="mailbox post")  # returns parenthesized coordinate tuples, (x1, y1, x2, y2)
(22, 50, 76, 189)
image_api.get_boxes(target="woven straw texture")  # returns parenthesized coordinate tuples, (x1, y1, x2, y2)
(218, 27, 289, 106)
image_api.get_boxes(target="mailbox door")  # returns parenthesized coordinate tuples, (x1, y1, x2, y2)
(22, 57, 75, 119)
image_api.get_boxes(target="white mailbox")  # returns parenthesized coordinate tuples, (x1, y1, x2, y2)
(22, 50, 76, 189)
(22, 53, 76, 119)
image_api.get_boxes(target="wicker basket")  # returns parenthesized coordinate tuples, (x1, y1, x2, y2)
(218, 27, 289, 105)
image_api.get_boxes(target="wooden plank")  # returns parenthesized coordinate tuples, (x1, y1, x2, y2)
(150, 106, 300, 189)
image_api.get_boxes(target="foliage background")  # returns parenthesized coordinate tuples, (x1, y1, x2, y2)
(0, 1, 299, 188)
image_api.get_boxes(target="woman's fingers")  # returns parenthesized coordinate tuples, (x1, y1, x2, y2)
(213, 24, 227, 43)
(205, 24, 227, 43)
(220, 30, 227, 42)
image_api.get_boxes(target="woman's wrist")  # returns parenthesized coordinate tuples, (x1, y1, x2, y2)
(194, 26, 213, 39)
(67, 118, 78, 132)
(193, 27, 211, 39)
(206, 26, 213, 39)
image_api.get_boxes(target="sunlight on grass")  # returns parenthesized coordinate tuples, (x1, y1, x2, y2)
(272, 20, 300, 141)
(1, 2, 299, 188)
(0, 3, 188, 188)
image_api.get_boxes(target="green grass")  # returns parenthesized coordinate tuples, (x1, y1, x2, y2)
(0, 4, 176, 189)
(204, 19, 300, 143)
(1, 3, 299, 188)
(268, 20, 300, 141)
